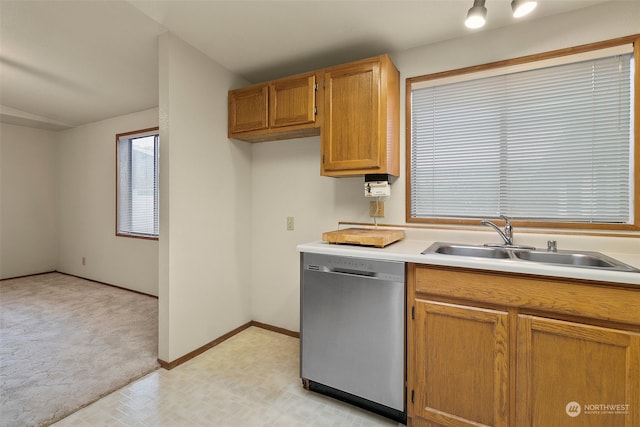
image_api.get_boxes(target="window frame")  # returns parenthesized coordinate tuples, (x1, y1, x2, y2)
(115, 127, 160, 240)
(405, 35, 640, 231)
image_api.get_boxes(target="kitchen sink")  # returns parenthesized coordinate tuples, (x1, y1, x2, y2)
(431, 244, 511, 259)
(423, 242, 639, 272)
(512, 250, 624, 268)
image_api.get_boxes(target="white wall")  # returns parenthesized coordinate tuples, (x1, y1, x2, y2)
(0, 124, 57, 279)
(56, 108, 159, 295)
(158, 32, 252, 363)
(251, 138, 367, 331)
(250, 1, 640, 332)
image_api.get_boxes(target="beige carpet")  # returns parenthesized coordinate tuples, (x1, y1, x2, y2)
(0, 272, 159, 427)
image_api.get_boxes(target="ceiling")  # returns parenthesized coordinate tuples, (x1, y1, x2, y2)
(0, 0, 613, 131)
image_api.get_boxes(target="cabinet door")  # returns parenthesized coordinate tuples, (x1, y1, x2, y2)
(269, 73, 316, 128)
(411, 299, 509, 427)
(322, 59, 381, 173)
(228, 84, 268, 135)
(517, 315, 640, 427)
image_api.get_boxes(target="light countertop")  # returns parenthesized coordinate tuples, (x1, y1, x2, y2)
(297, 229, 640, 286)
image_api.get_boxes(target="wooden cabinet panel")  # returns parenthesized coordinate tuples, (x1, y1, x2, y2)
(411, 299, 509, 427)
(322, 60, 380, 171)
(414, 266, 640, 326)
(517, 315, 640, 427)
(270, 73, 316, 128)
(228, 84, 268, 134)
(321, 54, 399, 177)
(228, 73, 319, 142)
(408, 263, 640, 427)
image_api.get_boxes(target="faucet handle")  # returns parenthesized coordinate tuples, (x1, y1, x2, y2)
(547, 240, 557, 252)
(500, 215, 513, 240)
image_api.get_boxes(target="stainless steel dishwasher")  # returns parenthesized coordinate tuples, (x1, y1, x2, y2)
(300, 252, 406, 423)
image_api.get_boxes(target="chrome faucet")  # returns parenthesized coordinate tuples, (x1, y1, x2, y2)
(481, 215, 513, 246)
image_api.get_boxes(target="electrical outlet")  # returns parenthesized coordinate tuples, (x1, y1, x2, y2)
(286, 216, 294, 231)
(369, 201, 385, 217)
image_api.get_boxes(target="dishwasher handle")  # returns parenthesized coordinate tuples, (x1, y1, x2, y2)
(327, 267, 377, 277)
(306, 265, 405, 282)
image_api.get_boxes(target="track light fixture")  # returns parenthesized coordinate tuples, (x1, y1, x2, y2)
(465, 0, 487, 29)
(512, 0, 538, 18)
(465, 0, 538, 29)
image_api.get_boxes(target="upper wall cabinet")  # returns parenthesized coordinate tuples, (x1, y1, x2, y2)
(320, 55, 400, 177)
(228, 55, 400, 177)
(228, 84, 268, 135)
(228, 72, 320, 143)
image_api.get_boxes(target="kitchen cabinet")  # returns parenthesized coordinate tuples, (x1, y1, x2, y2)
(411, 299, 509, 426)
(407, 264, 640, 427)
(321, 54, 399, 177)
(228, 72, 320, 142)
(228, 83, 268, 135)
(228, 55, 400, 176)
(517, 315, 639, 426)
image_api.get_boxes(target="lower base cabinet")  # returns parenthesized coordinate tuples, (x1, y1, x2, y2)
(412, 299, 509, 426)
(407, 264, 640, 427)
(516, 315, 639, 426)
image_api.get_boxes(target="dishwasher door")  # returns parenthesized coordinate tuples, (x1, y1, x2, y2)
(300, 252, 405, 418)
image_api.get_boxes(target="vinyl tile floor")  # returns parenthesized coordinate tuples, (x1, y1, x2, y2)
(53, 326, 401, 427)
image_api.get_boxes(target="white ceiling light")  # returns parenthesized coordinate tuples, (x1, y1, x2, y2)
(512, 0, 538, 18)
(465, 0, 487, 29)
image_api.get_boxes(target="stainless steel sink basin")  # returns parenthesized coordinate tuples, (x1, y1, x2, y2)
(423, 242, 639, 272)
(428, 244, 511, 259)
(512, 250, 637, 271)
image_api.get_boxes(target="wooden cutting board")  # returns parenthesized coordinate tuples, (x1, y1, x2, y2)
(322, 228, 405, 248)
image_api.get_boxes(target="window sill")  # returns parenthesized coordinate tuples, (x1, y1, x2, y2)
(116, 232, 159, 241)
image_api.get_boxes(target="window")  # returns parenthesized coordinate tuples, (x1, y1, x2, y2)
(116, 127, 159, 239)
(407, 37, 638, 230)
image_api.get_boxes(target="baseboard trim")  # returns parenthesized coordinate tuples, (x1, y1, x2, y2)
(56, 271, 158, 299)
(250, 320, 300, 338)
(158, 320, 300, 370)
(0, 270, 57, 281)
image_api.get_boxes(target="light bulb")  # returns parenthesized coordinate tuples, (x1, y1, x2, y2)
(512, 0, 537, 18)
(465, 14, 486, 29)
(465, 1, 487, 29)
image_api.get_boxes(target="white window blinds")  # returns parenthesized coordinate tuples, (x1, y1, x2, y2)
(409, 48, 634, 224)
(117, 130, 159, 237)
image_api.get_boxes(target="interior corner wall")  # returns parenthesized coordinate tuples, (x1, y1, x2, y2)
(249, 1, 640, 333)
(0, 123, 57, 279)
(158, 32, 252, 363)
(250, 137, 366, 332)
(55, 108, 159, 295)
